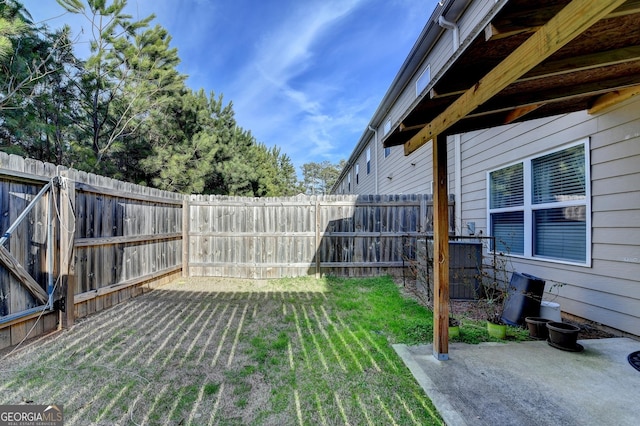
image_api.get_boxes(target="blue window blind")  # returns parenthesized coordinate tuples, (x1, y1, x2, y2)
(534, 208, 586, 261)
(491, 211, 525, 255)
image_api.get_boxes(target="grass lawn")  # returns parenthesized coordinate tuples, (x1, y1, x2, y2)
(0, 276, 451, 425)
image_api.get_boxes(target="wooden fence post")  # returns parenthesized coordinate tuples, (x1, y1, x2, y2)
(182, 197, 190, 278)
(59, 170, 76, 329)
(315, 198, 321, 279)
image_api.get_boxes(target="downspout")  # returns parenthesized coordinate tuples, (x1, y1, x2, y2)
(368, 125, 379, 193)
(439, 14, 461, 233)
(438, 15, 459, 49)
(454, 134, 462, 234)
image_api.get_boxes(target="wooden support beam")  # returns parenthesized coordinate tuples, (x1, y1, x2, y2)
(432, 134, 450, 361)
(404, 0, 627, 156)
(588, 85, 640, 114)
(429, 46, 640, 101)
(504, 104, 543, 124)
(0, 246, 48, 304)
(608, 0, 640, 19)
(399, 122, 426, 133)
(74, 232, 182, 248)
(484, 22, 541, 42)
(485, 0, 640, 41)
(523, 46, 640, 83)
(59, 172, 76, 329)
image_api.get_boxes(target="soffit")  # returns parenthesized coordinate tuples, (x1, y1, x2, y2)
(382, 0, 640, 150)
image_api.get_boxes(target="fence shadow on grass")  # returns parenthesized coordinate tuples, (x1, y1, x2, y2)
(0, 279, 443, 425)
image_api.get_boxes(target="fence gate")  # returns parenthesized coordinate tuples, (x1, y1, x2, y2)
(0, 167, 60, 347)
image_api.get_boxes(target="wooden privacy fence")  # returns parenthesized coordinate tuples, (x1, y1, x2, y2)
(0, 153, 183, 349)
(1, 152, 454, 349)
(186, 194, 454, 279)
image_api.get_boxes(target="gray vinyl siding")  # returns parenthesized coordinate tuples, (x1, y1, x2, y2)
(459, 95, 640, 336)
(339, 139, 457, 197)
(354, 137, 376, 194)
(382, 0, 501, 132)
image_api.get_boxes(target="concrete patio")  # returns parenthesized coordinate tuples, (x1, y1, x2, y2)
(394, 337, 640, 426)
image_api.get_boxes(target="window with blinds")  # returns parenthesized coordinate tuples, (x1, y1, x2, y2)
(489, 163, 525, 254)
(490, 163, 524, 209)
(487, 140, 589, 264)
(491, 211, 525, 255)
(532, 144, 586, 204)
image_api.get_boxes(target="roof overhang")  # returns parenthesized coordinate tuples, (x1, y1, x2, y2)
(382, 0, 640, 154)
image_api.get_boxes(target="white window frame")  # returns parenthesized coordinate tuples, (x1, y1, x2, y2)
(366, 148, 371, 174)
(355, 164, 360, 185)
(384, 119, 391, 135)
(486, 138, 591, 266)
(416, 65, 431, 97)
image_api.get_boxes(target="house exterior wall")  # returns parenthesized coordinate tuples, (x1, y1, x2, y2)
(333, 0, 639, 336)
(377, 0, 499, 139)
(338, 140, 458, 198)
(459, 96, 640, 336)
(336, 96, 640, 336)
(334, 0, 502, 197)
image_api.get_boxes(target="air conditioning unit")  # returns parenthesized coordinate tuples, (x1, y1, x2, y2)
(416, 239, 482, 300)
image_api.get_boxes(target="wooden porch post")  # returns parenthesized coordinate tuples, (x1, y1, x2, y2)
(59, 170, 76, 329)
(432, 134, 450, 360)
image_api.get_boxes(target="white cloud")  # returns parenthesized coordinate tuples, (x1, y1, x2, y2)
(229, 0, 367, 165)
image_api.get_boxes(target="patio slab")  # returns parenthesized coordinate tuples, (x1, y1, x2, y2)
(394, 337, 640, 426)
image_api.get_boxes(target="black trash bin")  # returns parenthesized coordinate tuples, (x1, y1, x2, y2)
(501, 272, 545, 326)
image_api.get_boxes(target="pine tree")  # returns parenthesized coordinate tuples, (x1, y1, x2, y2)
(57, 0, 183, 175)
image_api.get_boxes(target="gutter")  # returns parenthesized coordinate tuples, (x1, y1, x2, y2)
(332, 0, 472, 191)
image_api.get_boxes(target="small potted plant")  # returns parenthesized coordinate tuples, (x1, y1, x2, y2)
(546, 321, 582, 351)
(484, 296, 508, 339)
(479, 249, 511, 339)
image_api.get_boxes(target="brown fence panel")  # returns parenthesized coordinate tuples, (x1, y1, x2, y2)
(1, 154, 59, 348)
(0, 153, 186, 349)
(186, 193, 454, 278)
(188, 195, 317, 278)
(69, 169, 185, 316)
(0, 155, 56, 321)
(2, 151, 456, 350)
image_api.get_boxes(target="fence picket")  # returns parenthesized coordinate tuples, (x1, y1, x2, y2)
(186, 194, 452, 278)
(2, 152, 456, 349)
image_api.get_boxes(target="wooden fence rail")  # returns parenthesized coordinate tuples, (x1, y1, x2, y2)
(1, 153, 183, 349)
(186, 194, 454, 279)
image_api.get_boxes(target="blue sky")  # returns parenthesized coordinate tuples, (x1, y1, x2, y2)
(23, 0, 436, 174)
